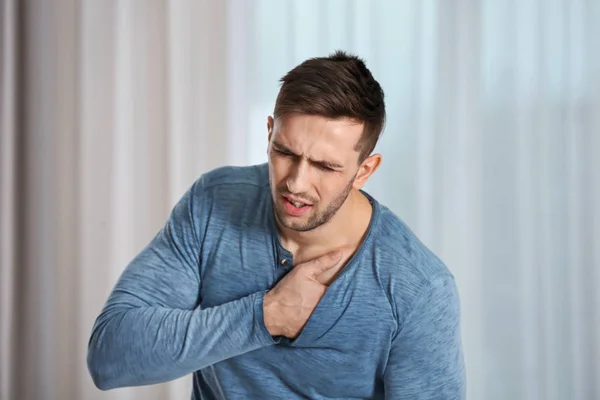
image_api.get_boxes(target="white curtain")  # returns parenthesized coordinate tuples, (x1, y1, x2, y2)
(1, 1, 599, 399)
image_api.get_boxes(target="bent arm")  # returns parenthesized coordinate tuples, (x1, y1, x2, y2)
(87, 179, 276, 390)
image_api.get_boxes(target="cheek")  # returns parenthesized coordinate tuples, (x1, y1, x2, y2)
(269, 156, 290, 183)
(315, 175, 343, 199)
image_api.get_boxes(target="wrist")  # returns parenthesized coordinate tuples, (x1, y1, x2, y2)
(263, 291, 281, 337)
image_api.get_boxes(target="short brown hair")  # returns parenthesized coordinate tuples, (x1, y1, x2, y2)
(273, 50, 386, 162)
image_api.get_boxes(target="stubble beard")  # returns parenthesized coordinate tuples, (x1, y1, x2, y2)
(273, 178, 355, 232)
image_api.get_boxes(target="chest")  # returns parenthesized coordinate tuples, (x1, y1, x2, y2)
(207, 273, 394, 398)
(198, 228, 282, 306)
(199, 232, 396, 395)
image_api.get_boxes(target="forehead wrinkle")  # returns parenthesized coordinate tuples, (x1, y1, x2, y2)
(273, 115, 362, 165)
(271, 140, 345, 169)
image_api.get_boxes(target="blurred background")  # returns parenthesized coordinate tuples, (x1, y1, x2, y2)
(1, 0, 599, 399)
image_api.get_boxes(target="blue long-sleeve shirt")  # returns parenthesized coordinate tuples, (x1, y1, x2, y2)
(87, 163, 466, 399)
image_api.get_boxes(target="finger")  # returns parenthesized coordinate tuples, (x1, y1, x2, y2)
(314, 267, 341, 286)
(303, 250, 342, 276)
(314, 252, 350, 285)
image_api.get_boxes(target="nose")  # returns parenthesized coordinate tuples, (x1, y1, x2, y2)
(286, 160, 311, 195)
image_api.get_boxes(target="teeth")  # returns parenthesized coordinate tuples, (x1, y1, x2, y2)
(293, 201, 304, 208)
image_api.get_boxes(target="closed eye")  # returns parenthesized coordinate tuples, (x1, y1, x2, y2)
(274, 149, 295, 157)
(315, 163, 335, 172)
(272, 145, 341, 172)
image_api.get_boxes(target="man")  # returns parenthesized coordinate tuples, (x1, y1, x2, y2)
(87, 51, 466, 399)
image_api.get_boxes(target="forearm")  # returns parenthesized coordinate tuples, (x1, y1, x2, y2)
(87, 290, 275, 390)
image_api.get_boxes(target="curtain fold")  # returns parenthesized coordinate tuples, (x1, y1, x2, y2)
(1, 0, 18, 399)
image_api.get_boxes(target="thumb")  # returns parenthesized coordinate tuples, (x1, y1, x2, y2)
(305, 250, 342, 277)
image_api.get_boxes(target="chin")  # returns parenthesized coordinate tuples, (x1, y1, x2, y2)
(279, 211, 307, 224)
(275, 207, 309, 229)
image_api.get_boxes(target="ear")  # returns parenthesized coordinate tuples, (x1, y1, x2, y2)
(267, 116, 274, 142)
(352, 154, 382, 190)
(266, 116, 275, 154)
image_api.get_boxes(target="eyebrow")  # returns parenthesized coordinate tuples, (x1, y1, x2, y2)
(271, 141, 344, 170)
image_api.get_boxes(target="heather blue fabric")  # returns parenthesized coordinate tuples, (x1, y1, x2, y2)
(87, 163, 466, 399)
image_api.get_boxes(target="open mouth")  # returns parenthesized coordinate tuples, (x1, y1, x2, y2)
(282, 195, 312, 216)
(290, 200, 308, 208)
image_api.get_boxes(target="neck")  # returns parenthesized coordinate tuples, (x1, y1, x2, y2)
(276, 190, 372, 255)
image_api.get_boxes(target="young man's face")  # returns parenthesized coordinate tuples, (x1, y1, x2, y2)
(267, 113, 377, 232)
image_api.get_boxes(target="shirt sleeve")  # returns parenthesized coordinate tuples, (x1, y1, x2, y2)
(87, 177, 277, 390)
(384, 275, 466, 399)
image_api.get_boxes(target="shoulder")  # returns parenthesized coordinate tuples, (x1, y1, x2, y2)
(177, 163, 270, 230)
(186, 163, 269, 204)
(370, 202, 458, 328)
(374, 204, 453, 282)
(199, 163, 269, 190)
(186, 164, 271, 231)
